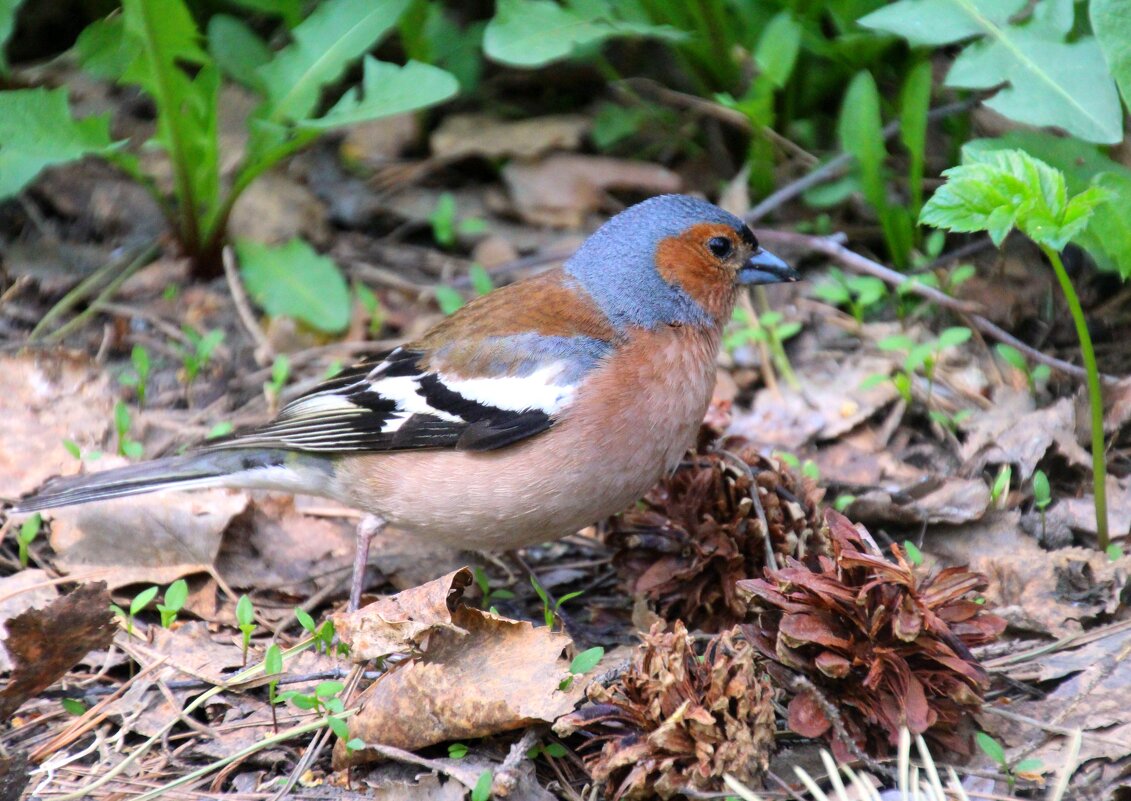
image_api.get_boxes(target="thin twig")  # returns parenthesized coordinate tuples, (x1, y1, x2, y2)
(222, 245, 274, 366)
(757, 230, 1119, 385)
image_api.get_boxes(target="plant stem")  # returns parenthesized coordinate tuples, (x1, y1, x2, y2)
(1043, 245, 1108, 549)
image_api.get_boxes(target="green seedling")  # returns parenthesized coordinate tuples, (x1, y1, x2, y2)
(264, 643, 283, 732)
(294, 607, 341, 655)
(990, 465, 1012, 509)
(1032, 469, 1051, 540)
(63, 439, 103, 462)
(473, 567, 514, 613)
(469, 263, 494, 296)
(1108, 543, 1125, 560)
(928, 407, 972, 434)
(113, 401, 144, 459)
(17, 513, 41, 568)
(111, 585, 159, 638)
(157, 579, 188, 628)
(119, 345, 152, 407)
(354, 282, 384, 336)
(833, 494, 855, 512)
(430, 192, 488, 250)
(559, 646, 604, 691)
(61, 698, 87, 716)
(772, 451, 818, 480)
(995, 344, 1051, 392)
(527, 741, 569, 760)
(264, 354, 290, 412)
(866, 326, 972, 410)
(448, 742, 469, 759)
(434, 285, 465, 315)
(278, 680, 364, 752)
(530, 577, 584, 630)
(180, 327, 224, 389)
(811, 268, 887, 323)
(902, 540, 923, 566)
(471, 770, 492, 801)
(725, 307, 802, 388)
(921, 148, 1112, 549)
(975, 731, 1044, 791)
(206, 421, 234, 440)
(236, 594, 256, 665)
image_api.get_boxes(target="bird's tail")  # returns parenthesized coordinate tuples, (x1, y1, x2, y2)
(10, 448, 336, 513)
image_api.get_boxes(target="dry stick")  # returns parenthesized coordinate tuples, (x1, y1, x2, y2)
(222, 245, 274, 366)
(757, 229, 1119, 386)
(746, 98, 979, 222)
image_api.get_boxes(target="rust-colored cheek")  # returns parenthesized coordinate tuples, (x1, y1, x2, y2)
(655, 222, 739, 321)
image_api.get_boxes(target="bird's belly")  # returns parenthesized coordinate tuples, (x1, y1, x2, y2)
(336, 327, 719, 550)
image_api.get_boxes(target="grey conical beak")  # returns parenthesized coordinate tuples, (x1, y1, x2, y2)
(737, 248, 800, 285)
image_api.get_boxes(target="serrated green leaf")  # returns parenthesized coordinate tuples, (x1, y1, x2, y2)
(73, 16, 138, 80)
(483, 0, 680, 68)
(237, 238, 351, 333)
(754, 11, 802, 89)
(302, 57, 457, 130)
(258, 0, 411, 124)
(0, 88, 122, 199)
(208, 14, 271, 92)
(1092, 0, 1131, 114)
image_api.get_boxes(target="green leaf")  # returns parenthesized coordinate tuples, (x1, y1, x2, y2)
(483, 0, 679, 68)
(1092, 0, 1131, 114)
(1032, 469, 1051, 507)
(208, 15, 272, 92)
(902, 540, 923, 566)
(754, 11, 802, 89)
(346, 737, 366, 751)
(434, 285, 464, 315)
(448, 742, 469, 759)
(206, 421, 234, 439)
(264, 643, 283, 674)
(294, 607, 316, 631)
(237, 238, 351, 334)
(18, 513, 41, 546)
(164, 579, 189, 612)
(937, 326, 972, 349)
(975, 731, 1007, 766)
(121, 0, 220, 228)
(73, 17, 137, 80)
(0, 0, 24, 74)
(861, 0, 1122, 144)
(1013, 758, 1044, 774)
(61, 697, 87, 716)
(326, 715, 349, 739)
(303, 57, 458, 130)
(838, 71, 887, 218)
(0, 88, 121, 199)
(258, 0, 412, 124)
(131, 586, 159, 616)
(227, 0, 303, 28)
(995, 344, 1027, 371)
(469, 263, 494, 296)
(543, 742, 568, 758)
(899, 60, 932, 214)
(236, 594, 255, 627)
(569, 646, 604, 676)
(471, 770, 492, 801)
(316, 680, 345, 698)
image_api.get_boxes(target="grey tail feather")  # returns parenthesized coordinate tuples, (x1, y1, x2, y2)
(10, 449, 303, 513)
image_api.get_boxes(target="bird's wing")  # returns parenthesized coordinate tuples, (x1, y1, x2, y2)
(202, 335, 611, 454)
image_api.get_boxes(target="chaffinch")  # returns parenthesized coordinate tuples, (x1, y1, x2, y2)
(14, 194, 798, 608)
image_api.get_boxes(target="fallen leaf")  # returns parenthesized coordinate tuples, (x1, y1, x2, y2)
(48, 489, 248, 590)
(0, 583, 114, 720)
(431, 113, 590, 161)
(848, 477, 990, 526)
(332, 568, 474, 660)
(0, 753, 29, 801)
(961, 394, 1090, 481)
(335, 604, 580, 767)
(0, 570, 59, 674)
(0, 354, 113, 499)
(502, 155, 681, 228)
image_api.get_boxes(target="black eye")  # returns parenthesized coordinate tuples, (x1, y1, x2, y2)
(708, 236, 733, 258)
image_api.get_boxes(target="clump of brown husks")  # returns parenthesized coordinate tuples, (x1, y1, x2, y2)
(554, 621, 774, 800)
(740, 509, 1006, 761)
(610, 434, 826, 631)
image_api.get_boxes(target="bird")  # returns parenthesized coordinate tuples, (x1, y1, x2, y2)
(11, 194, 798, 610)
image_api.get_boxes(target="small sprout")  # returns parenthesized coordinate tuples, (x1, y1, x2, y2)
(976, 731, 1006, 767)
(119, 345, 152, 407)
(157, 579, 188, 628)
(469, 263, 494, 296)
(833, 494, 855, 512)
(473, 567, 514, 610)
(995, 344, 1050, 392)
(206, 421, 234, 439)
(62, 439, 82, 460)
(902, 540, 923, 566)
(434, 285, 464, 315)
(264, 354, 290, 411)
(17, 513, 41, 568)
(1108, 543, 1125, 561)
(773, 451, 800, 469)
(471, 770, 493, 801)
(448, 742, 469, 759)
(265, 643, 283, 731)
(236, 594, 256, 665)
(811, 268, 887, 322)
(346, 737, 365, 751)
(180, 327, 225, 389)
(112, 585, 159, 637)
(559, 646, 604, 691)
(354, 282, 384, 336)
(113, 401, 143, 459)
(294, 607, 316, 633)
(527, 741, 569, 760)
(430, 192, 488, 250)
(1032, 470, 1051, 510)
(61, 698, 87, 716)
(801, 460, 820, 480)
(990, 465, 1012, 508)
(976, 730, 1042, 790)
(531, 578, 584, 629)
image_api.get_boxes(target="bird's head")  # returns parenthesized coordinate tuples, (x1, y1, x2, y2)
(564, 194, 799, 330)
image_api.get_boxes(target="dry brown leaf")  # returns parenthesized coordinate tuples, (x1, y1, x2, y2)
(228, 172, 330, 247)
(48, 489, 248, 590)
(0, 583, 114, 720)
(0, 752, 29, 801)
(334, 604, 580, 768)
(961, 394, 1091, 481)
(0, 354, 113, 499)
(0, 571, 59, 673)
(1049, 475, 1131, 540)
(926, 512, 1129, 638)
(332, 567, 473, 660)
(502, 155, 681, 228)
(430, 114, 589, 161)
(848, 477, 990, 526)
(341, 113, 419, 166)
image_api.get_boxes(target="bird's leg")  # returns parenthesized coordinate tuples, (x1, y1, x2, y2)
(349, 514, 385, 612)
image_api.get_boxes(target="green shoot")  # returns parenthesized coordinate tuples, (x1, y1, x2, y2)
(990, 465, 1012, 508)
(264, 643, 283, 732)
(469, 263, 494, 296)
(530, 577, 584, 629)
(434, 285, 464, 315)
(236, 594, 256, 665)
(429, 192, 488, 250)
(206, 421, 234, 440)
(180, 327, 225, 389)
(112, 585, 159, 638)
(471, 770, 492, 801)
(975, 731, 1044, 791)
(448, 742, 469, 759)
(157, 579, 188, 628)
(113, 401, 144, 459)
(264, 354, 290, 411)
(810, 268, 887, 323)
(902, 540, 923, 566)
(527, 741, 569, 760)
(118, 345, 152, 407)
(559, 646, 604, 691)
(295, 607, 339, 655)
(724, 307, 802, 388)
(1108, 543, 1125, 561)
(921, 148, 1111, 549)
(833, 494, 855, 512)
(473, 567, 514, 610)
(17, 513, 41, 568)
(61, 698, 87, 716)
(995, 344, 1051, 392)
